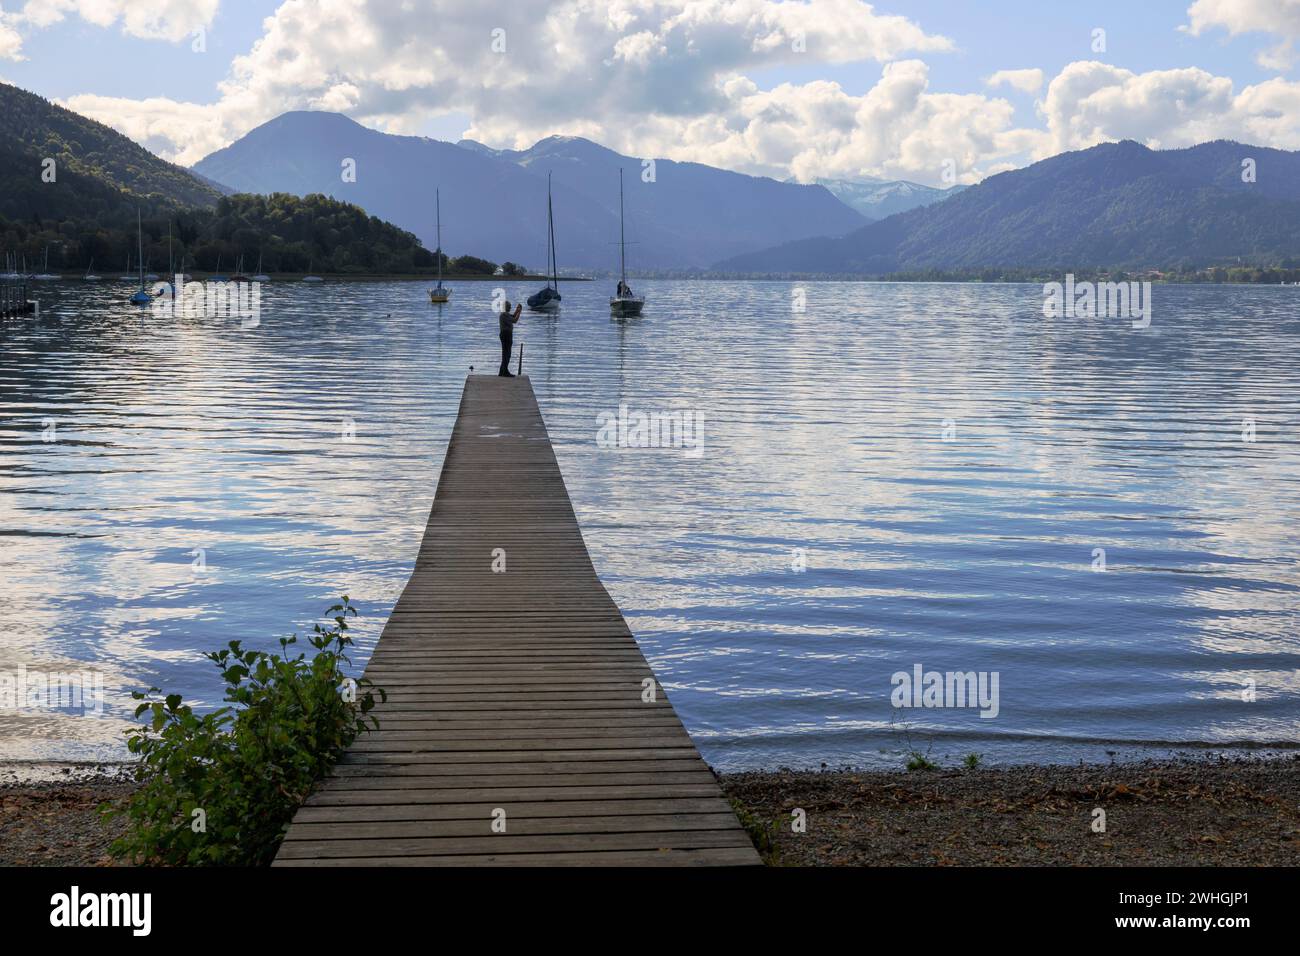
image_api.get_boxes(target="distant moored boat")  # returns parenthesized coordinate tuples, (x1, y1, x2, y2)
(526, 173, 561, 313)
(129, 210, 154, 305)
(609, 168, 644, 318)
(428, 188, 452, 304)
(34, 246, 60, 280)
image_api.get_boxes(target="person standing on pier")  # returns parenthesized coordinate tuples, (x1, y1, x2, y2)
(499, 300, 522, 376)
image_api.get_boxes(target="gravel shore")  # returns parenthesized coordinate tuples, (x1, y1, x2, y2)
(0, 778, 134, 866)
(3, 756, 1296, 866)
(720, 756, 1300, 866)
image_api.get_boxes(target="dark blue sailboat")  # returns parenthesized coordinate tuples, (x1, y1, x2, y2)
(527, 173, 561, 312)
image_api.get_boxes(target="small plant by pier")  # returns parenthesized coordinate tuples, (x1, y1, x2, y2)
(104, 597, 384, 866)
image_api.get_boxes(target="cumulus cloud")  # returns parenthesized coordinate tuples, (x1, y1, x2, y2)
(0, 0, 217, 59)
(713, 62, 1041, 184)
(40, 0, 1300, 187)
(65, 0, 992, 179)
(985, 68, 1044, 95)
(0, 15, 23, 60)
(1038, 60, 1300, 155)
(1183, 0, 1300, 71)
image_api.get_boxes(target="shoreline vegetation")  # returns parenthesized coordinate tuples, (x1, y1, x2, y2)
(2, 755, 1295, 866)
(88, 599, 382, 866)
(0, 192, 548, 280)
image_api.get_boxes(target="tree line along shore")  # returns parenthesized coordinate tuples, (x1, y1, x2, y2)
(1, 193, 537, 279)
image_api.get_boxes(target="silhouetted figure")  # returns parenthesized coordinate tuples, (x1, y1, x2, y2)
(499, 300, 522, 376)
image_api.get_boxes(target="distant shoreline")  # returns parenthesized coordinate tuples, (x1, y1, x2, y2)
(17, 272, 1299, 285)
(22, 273, 594, 283)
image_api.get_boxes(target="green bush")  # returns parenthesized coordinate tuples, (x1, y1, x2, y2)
(105, 597, 385, 866)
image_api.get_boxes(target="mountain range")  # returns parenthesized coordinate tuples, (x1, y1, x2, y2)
(805, 177, 966, 221)
(192, 112, 868, 272)
(719, 140, 1300, 274)
(5, 78, 1299, 278)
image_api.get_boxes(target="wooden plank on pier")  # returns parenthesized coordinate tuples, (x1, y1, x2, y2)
(273, 375, 759, 867)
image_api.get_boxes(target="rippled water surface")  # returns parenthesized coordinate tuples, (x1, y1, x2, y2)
(2, 278, 1298, 770)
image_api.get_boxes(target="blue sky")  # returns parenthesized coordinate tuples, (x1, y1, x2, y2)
(2, 1, 1297, 183)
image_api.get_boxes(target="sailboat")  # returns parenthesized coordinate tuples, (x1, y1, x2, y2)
(165, 222, 175, 284)
(302, 256, 323, 282)
(84, 259, 101, 281)
(609, 168, 644, 317)
(143, 226, 159, 280)
(428, 189, 452, 304)
(526, 173, 561, 312)
(129, 210, 154, 305)
(163, 224, 188, 289)
(231, 253, 249, 283)
(211, 253, 229, 283)
(34, 246, 60, 280)
(252, 251, 270, 283)
(120, 252, 133, 281)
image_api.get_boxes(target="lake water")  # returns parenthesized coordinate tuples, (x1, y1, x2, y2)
(2, 278, 1298, 772)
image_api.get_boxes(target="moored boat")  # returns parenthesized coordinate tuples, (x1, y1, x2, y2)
(526, 173, 561, 313)
(429, 188, 452, 304)
(129, 210, 154, 305)
(609, 168, 645, 318)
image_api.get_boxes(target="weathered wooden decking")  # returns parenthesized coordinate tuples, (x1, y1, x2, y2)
(273, 375, 759, 866)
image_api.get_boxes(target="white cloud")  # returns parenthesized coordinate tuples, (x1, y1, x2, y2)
(40, 1, 1300, 187)
(1184, 0, 1300, 71)
(704, 61, 1040, 184)
(0, 0, 218, 59)
(57, 92, 223, 161)
(985, 68, 1044, 95)
(1039, 60, 1300, 155)
(0, 16, 23, 60)
(64, 0, 979, 177)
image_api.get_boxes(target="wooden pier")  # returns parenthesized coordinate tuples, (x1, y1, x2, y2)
(274, 375, 759, 866)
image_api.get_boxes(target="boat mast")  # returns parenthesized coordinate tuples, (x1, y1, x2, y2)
(619, 167, 627, 284)
(136, 209, 144, 289)
(436, 188, 443, 287)
(547, 172, 558, 291)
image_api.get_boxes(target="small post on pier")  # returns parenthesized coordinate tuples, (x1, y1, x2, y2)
(517, 342, 523, 376)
